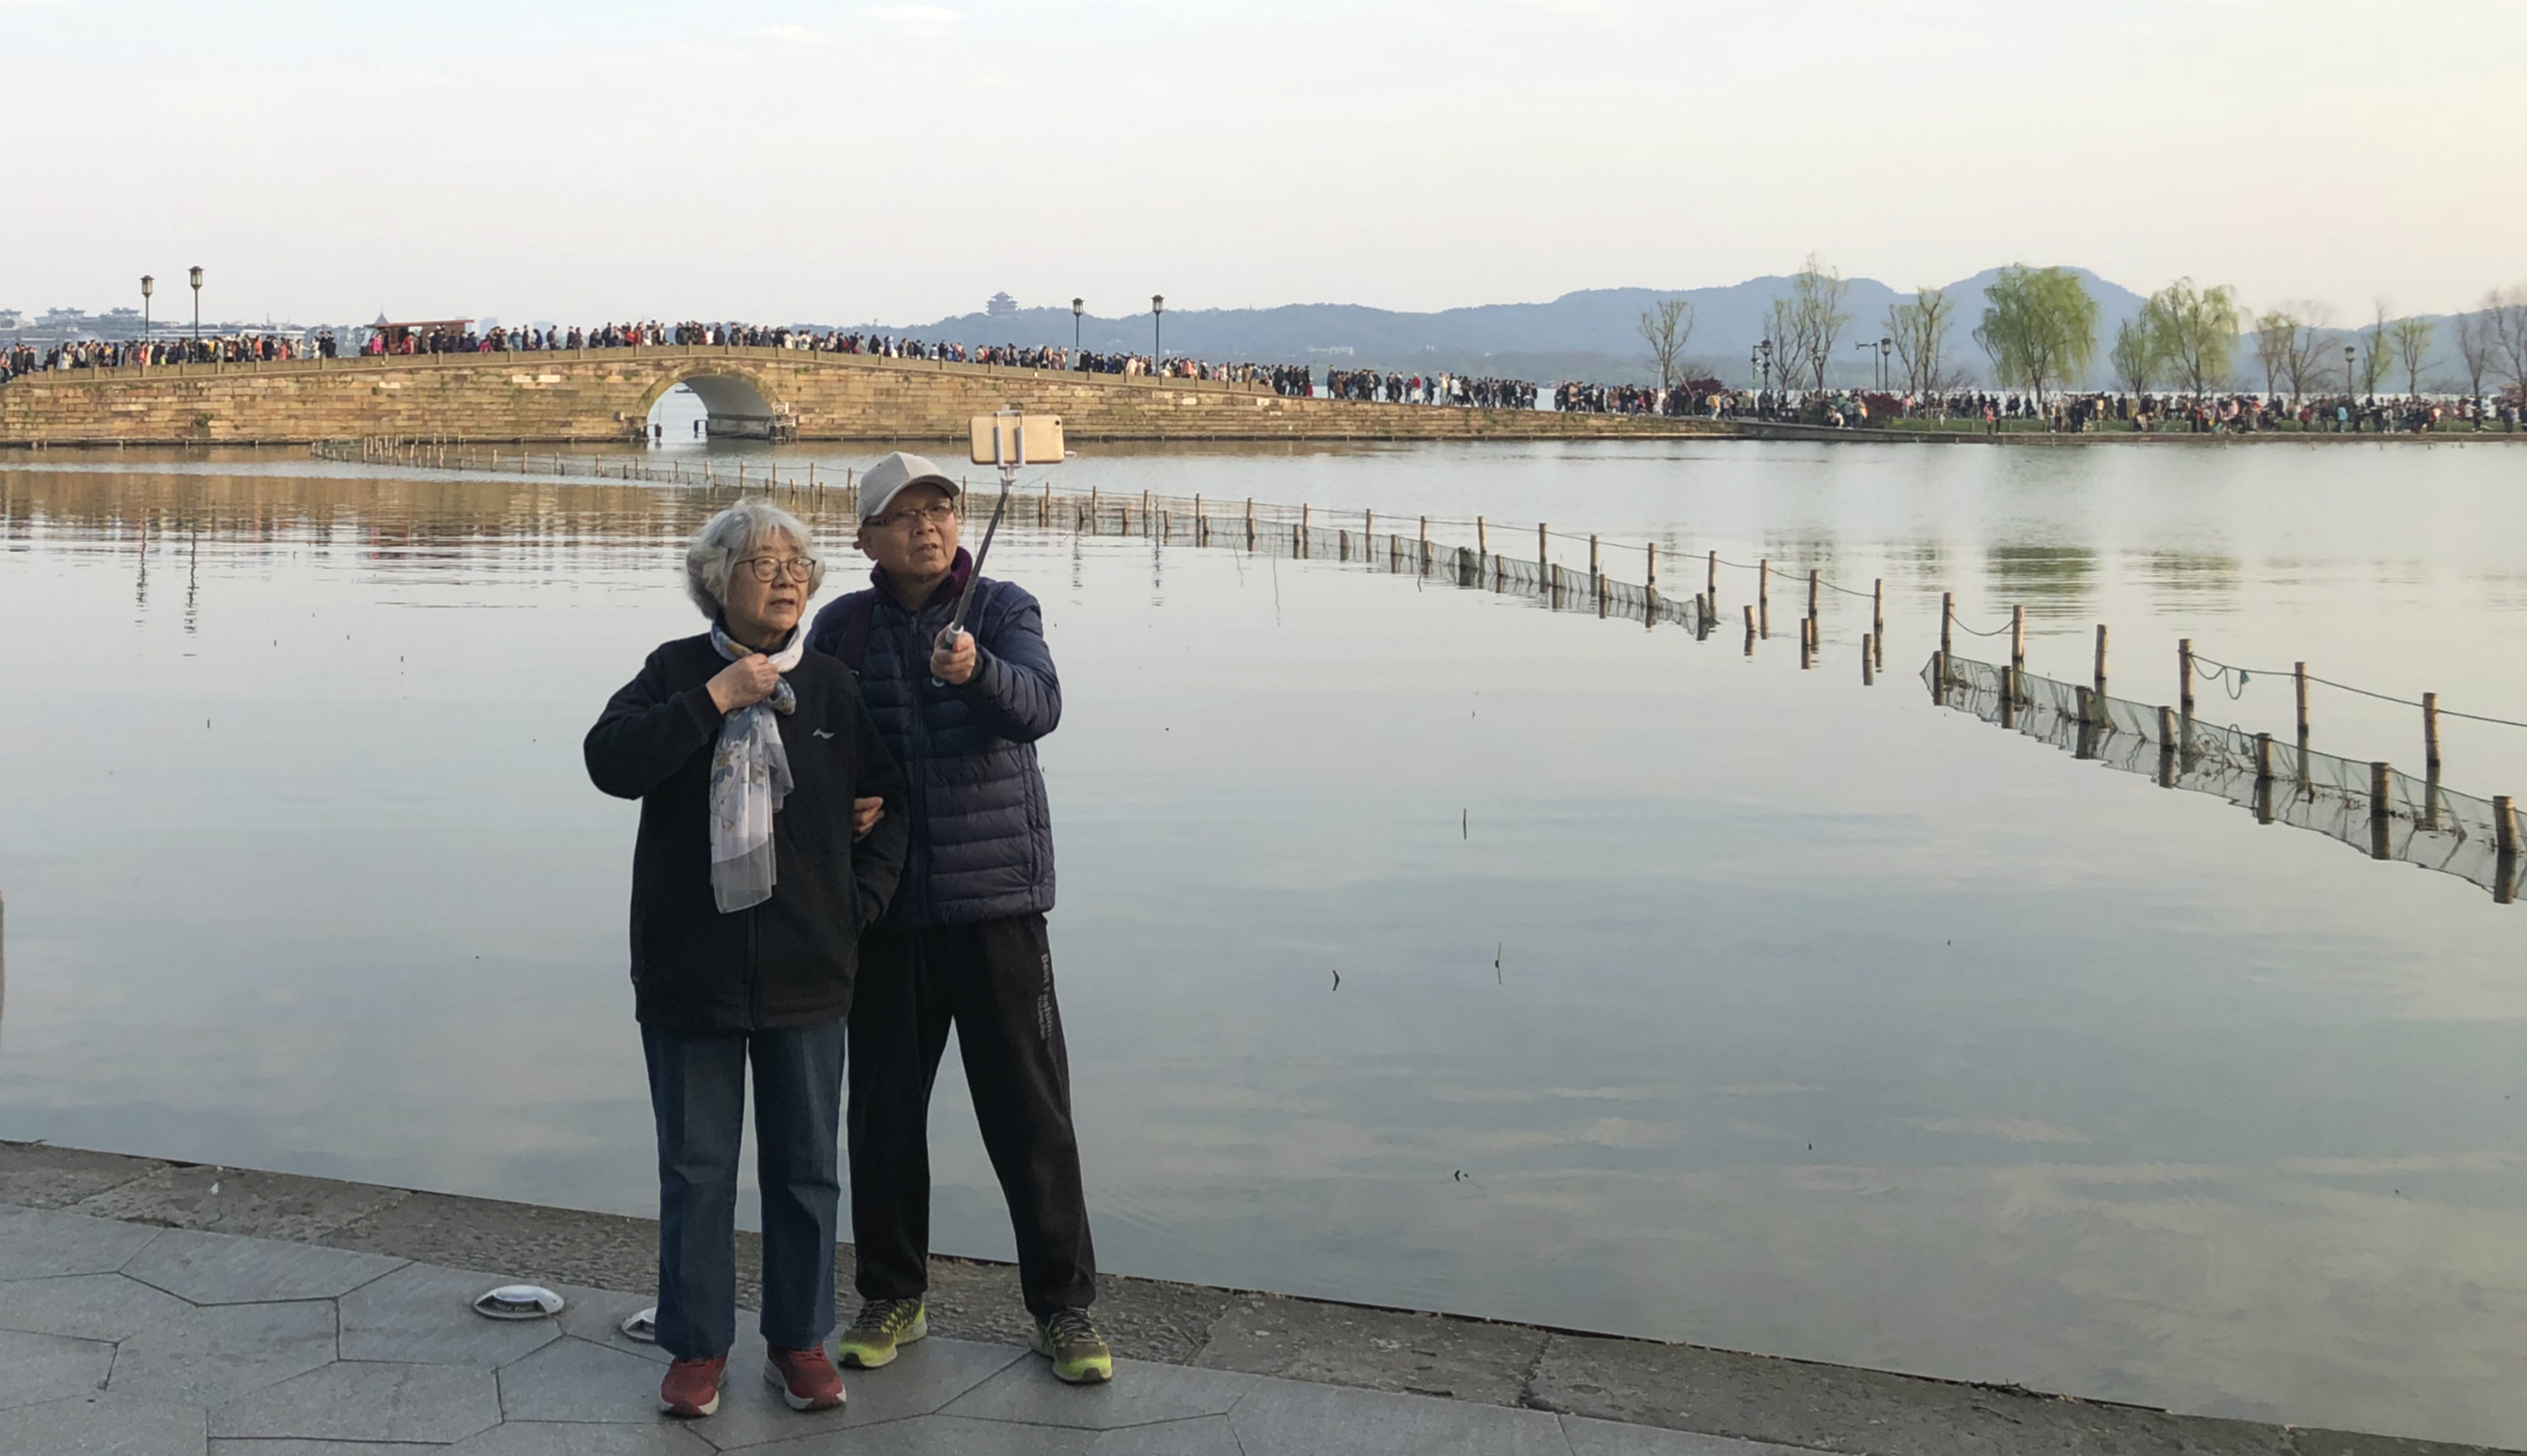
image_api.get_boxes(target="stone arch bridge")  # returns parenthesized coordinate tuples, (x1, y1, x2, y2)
(0, 346, 1725, 447)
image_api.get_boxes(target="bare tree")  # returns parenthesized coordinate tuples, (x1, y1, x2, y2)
(2487, 286, 2527, 400)
(2250, 311, 2294, 398)
(2386, 313, 2436, 397)
(1772, 254, 1851, 391)
(2454, 298, 2497, 401)
(2273, 300, 2333, 405)
(1764, 296, 1805, 393)
(1636, 298, 1696, 391)
(1885, 286, 1955, 401)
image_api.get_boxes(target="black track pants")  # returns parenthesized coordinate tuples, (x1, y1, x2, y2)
(847, 913, 1097, 1316)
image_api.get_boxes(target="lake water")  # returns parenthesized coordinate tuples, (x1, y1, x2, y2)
(3, 437, 2523, 1446)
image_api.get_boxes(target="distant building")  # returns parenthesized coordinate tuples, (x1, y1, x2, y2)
(986, 291, 1019, 318)
(0, 309, 21, 330)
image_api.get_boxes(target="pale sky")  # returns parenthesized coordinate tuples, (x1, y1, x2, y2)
(6, 0, 2523, 327)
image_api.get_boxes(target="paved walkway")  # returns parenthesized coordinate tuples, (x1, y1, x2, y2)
(2, 1143, 2507, 1456)
(0, 1201, 1771, 1455)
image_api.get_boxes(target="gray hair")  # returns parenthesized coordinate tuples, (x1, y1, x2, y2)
(684, 500, 827, 618)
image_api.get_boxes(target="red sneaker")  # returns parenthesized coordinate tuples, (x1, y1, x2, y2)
(765, 1345, 847, 1412)
(658, 1355, 727, 1417)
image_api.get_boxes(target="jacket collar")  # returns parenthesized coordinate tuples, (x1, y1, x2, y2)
(869, 546, 973, 615)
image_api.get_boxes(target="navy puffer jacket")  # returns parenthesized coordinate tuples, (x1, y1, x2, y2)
(805, 552, 1058, 929)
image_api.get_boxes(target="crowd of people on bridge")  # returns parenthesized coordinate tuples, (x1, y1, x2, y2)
(11, 313, 2522, 435)
(1, 330, 343, 381)
(1326, 369, 1538, 409)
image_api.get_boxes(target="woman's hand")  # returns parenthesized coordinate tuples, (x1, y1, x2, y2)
(706, 654, 781, 714)
(852, 797, 885, 841)
(930, 628, 977, 685)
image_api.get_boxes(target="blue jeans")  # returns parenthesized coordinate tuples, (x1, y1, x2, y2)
(642, 1020, 845, 1360)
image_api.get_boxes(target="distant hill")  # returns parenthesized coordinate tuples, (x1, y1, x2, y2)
(844, 267, 2157, 388)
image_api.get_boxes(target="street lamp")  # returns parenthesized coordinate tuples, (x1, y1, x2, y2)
(2345, 343, 2358, 400)
(1749, 344, 1761, 389)
(1151, 294, 1164, 370)
(140, 275, 154, 364)
(1880, 336, 1893, 392)
(1758, 337, 1772, 394)
(1071, 298, 1083, 359)
(188, 265, 204, 344)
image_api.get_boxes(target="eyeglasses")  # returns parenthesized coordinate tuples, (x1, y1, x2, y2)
(737, 554, 818, 583)
(868, 500, 957, 533)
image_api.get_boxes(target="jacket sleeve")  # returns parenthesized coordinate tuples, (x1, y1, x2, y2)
(958, 585, 1061, 743)
(585, 648, 724, 801)
(847, 680, 911, 929)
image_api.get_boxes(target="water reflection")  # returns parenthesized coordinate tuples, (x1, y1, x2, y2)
(3, 452, 2527, 1446)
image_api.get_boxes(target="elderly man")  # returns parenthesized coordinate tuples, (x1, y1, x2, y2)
(806, 452, 1109, 1384)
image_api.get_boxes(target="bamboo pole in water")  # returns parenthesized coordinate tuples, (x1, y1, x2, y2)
(1940, 592, 1954, 657)
(2370, 762, 2394, 860)
(1862, 634, 1874, 685)
(2180, 638, 2195, 718)
(2010, 606, 2026, 673)
(2093, 624, 2110, 698)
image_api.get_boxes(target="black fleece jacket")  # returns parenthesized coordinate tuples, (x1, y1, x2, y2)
(584, 633, 909, 1034)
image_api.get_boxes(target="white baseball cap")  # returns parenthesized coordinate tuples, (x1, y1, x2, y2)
(856, 452, 960, 522)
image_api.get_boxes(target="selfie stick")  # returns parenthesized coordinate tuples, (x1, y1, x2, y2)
(929, 411, 1021, 687)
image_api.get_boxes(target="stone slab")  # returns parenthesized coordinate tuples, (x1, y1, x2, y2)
(0, 1140, 165, 1211)
(123, 1229, 403, 1305)
(209, 1443, 440, 1455)
(336, 1261, 561, 1368)
(449, 1424, 718, 1456)
(1224, 1376, 1572, 1456)
(0, 1392, 207, 1456)
(496, 1334, 680, 1425)
(209, 1361, 501, 1444)
(107, 1300, 338, 1407)
(553, 1280, 672, 1366)
(1194, 1292, 1546, 1406)
(0, 1271, 191, 1343)
(1563, 1413, 1819, 1455)
(1528, 1331, 2295, 1456)
(70, 1163, 410, 1242)
(0, 1204, 163, 1280)
(1080, 1416, 1248, 1456)
(945, 1357, 1256, 1429)
(689, 1335, 1030, 1452)
(0, 1325, 116, 1411)
(2294, 1433, 2512, 1456)
(737, 1413, 1098, 1455)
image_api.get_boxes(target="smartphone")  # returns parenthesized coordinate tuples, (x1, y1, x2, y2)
(969, 414, 1066, 466)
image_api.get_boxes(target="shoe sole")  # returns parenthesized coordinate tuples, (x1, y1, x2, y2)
(658, 1379, 723, 1418)
(1028, 1328, 1113, 1385)
(838, 1312, 928, 1369)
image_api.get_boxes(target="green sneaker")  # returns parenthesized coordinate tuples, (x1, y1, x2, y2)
(1030, 1307, 1112, 1384)
(836, 1298, 927, 1369)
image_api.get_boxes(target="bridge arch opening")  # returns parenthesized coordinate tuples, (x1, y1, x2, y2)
(643, 371, 788, 443)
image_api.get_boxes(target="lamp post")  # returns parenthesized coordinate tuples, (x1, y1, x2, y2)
(140, 275, 154, 365)
(2345, 343, 2358, 401)
(1071, 298, 1083, 359)
(1758, 337, 1772, 394)
(1151, 294, 1164, 371)
(1749, 344, 1761, 389)
(188, 265, 204, 345)
(1880, 336, 1893, 392)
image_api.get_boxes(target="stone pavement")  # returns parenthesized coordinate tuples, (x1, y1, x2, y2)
(2, 1142, 2512, 1456)
(0, 1202, 1788, 1456)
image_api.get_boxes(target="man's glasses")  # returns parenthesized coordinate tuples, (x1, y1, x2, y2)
(737, 555, 818, 582)
(869, 500, 957, 533)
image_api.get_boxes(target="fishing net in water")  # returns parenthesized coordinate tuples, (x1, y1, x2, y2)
(1927, 654, 2524, 903)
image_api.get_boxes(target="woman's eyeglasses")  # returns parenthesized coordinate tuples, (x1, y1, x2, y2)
(869, 501, 957, 533)
(737, 555, 819, 583)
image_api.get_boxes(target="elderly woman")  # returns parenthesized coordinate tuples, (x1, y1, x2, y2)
(584, 500, 908, 1420)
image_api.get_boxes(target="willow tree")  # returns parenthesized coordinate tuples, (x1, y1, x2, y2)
(2110, 318, 2163, 395)
(2387, 314, 2437, 396)
(2144, 279, 2241, 399)
(1973, 265, 2098, 402)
